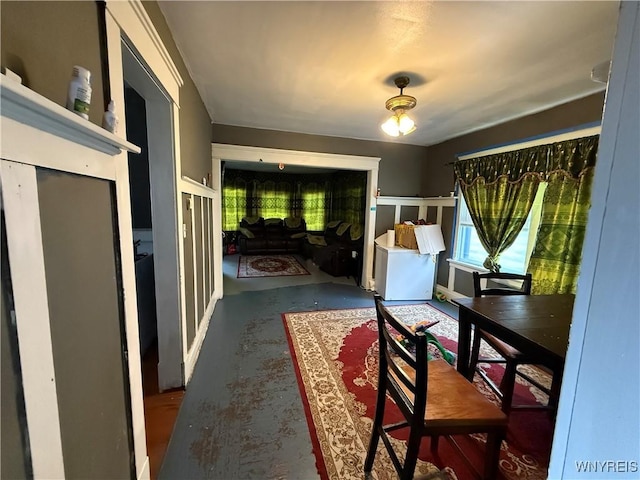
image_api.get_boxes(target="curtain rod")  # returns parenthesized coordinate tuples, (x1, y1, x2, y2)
(451, 122, 601, 164)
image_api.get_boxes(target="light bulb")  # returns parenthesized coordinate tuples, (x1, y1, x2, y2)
(398, 113, 415, 133)
(381, 116, 400, 137)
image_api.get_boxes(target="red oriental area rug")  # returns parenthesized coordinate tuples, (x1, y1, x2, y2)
(237, 254, 309, 278)
(283, 304, 554, 480)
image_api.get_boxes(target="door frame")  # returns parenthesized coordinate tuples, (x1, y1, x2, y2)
(105, 1, 186, 398)
(211, 143, 381, 291)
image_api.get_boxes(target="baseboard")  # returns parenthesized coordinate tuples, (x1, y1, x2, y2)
(435, 284, 466, 301)
(184, 294, 219, 383)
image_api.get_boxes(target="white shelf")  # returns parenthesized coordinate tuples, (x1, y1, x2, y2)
(1, 74, 140, 156)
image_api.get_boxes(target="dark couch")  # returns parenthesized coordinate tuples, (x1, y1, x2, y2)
(304, 221, 364, 282)
(237, 216, 307, 255)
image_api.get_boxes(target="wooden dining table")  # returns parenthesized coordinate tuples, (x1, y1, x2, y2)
(453, 294, 575, 401)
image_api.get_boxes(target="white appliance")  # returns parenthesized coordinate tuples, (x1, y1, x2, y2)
(374, 244, 436, 301)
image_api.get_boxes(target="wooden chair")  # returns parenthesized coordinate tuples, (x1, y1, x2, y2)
(364, 294, 507, 480)
(469, 272, 556, 414)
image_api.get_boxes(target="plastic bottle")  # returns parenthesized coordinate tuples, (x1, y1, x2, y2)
(66, 66, 92, 120)
(102, 100, 119, 133)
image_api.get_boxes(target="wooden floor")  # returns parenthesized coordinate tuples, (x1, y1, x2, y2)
(142, 342, 184, 480)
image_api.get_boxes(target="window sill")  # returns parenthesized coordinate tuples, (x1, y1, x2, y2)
(446, 259, 526, 289)
(446, 258, 488, 273)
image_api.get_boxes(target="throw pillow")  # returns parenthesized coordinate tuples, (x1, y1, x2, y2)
(307, 235, 327, 246)
(238, 227, 255, 239)
(243, 216, 261, 225)
(285, 216, 302, 229)
(336, 222, 351, 236)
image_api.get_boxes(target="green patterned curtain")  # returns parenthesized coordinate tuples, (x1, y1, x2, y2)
(221, 169, 368, 230)
(254, 180, 291, 219)
(528, 136, 599, 294)
(330, 171, 366, 226)
(454, 146, 547, 271)
(300, 182, 329, 231)
(222, 177, 248, 230)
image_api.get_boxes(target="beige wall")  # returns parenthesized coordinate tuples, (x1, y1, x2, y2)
(0, 1, 212, 183)
(1, 1, 105, 125)
(142, 1, 213, 182)
(212, 124, 429, 197)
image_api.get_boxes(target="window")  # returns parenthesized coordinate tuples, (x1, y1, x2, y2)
(453, 184, 546, 274)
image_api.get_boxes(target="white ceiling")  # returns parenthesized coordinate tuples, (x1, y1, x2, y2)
(158, 1, 619, 147)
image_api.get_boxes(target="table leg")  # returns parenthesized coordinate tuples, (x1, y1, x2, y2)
(457, 308, 472, 379)
(548, 364, 564, 418)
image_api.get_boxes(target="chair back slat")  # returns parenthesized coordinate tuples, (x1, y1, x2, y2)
(374, 294, 428, 420)
(473, 271, 532, 297)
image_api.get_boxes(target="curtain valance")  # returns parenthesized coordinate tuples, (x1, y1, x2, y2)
(454, 145, 548, 186)
(454, 135, 599, 184)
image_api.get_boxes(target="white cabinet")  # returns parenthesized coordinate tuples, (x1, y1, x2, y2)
(374, 245, 435, 300)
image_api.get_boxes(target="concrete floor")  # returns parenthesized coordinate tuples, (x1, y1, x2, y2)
(159, 254, 456, 479)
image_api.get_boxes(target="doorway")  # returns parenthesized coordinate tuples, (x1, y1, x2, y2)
(211, 144, 381, 292)
(121, 42, 183, 392)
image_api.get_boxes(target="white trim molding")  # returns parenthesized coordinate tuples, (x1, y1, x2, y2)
(1, 75, 140, 157)
(107, 0, 186, 400)
(1, 161, 65, 479)
(181, 175, 216, 198)
(106, 0, 183, 101)
(184, 296, 216, 382)
(376, 195, 455, 225)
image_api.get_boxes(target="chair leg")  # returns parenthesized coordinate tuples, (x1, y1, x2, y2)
(400, 428, 423, 480)
(364, 383, 387, 473)
(430, 435, 440, 453)
(483, 432, 503, 480)
(499, 361, 517, 415)
(468, 328, 482, 382)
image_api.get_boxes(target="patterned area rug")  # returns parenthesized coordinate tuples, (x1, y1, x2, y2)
(237, 255, 309, 278)
(283, 304, 554, 480)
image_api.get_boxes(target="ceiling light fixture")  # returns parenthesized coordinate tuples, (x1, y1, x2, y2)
(381, 76, 417, 137)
